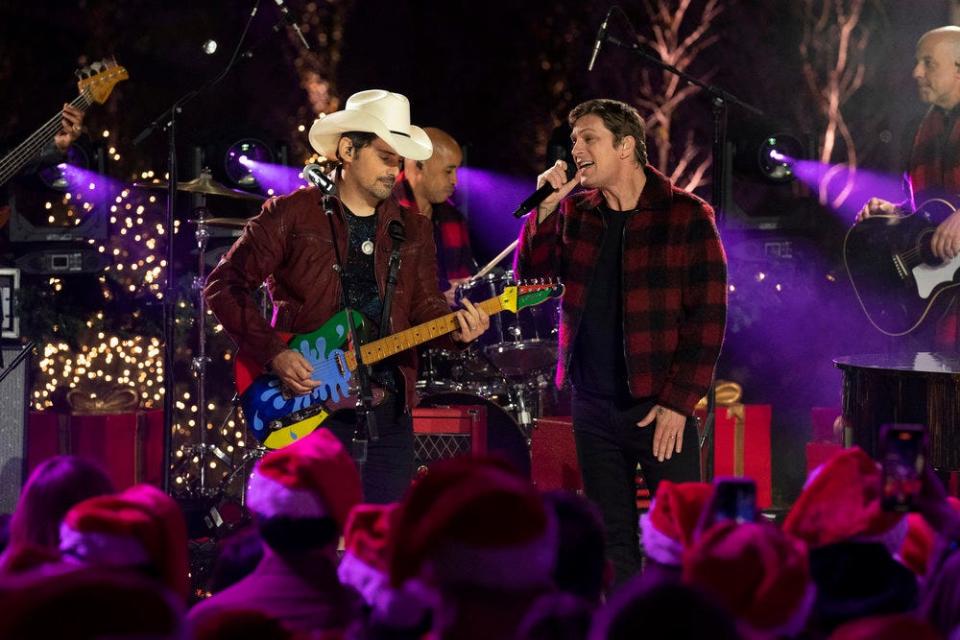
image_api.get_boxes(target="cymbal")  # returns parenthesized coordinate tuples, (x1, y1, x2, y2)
(190, 217, 249, 228)
(133, 170, 265, 201)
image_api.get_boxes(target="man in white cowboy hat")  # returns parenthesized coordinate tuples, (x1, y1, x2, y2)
(205, 89, 490, 502)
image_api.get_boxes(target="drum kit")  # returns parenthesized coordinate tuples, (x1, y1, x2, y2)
(417, 260, 562, 451)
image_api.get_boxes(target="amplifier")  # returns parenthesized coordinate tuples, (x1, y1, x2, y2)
(14, 247, 107, 274)
(412, 405, 487, 470)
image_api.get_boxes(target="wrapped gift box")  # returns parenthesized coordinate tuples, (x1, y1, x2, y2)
(696, 402, 772, 508)
(27, 409, 164, 490)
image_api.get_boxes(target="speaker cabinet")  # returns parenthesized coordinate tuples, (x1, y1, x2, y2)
(0, 346, 31, 513)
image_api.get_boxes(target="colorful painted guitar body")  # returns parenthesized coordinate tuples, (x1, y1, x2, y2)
(235, 282, 563, 449)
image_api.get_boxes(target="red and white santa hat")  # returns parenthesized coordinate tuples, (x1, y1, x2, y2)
(246, 427, 362, 531)
(640, 481, 713, 566)
(338, 503, 433, 628)
(783, 447, 906, 552)
(59, 483, 190, 599)
(683, 521, 815, 638)
(389, 458, 557, 592)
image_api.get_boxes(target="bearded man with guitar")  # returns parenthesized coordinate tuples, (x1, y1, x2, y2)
(852, 27, 960, 344)
(205, 90, 490, 503)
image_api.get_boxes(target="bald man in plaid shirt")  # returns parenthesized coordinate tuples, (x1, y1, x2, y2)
(515, 98, 727, 585)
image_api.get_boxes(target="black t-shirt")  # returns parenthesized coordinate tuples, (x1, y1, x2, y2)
(341, 205, 398, 393)
(570, 205, 632, 398)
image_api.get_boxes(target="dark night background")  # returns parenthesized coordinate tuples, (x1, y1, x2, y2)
(0, 0, 954, 503)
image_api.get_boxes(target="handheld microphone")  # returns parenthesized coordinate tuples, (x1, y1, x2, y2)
(511, 182, 557, 219)
(588, 8, 613, 72)
(273, 0, 311, 50)
(302, 163, 336, 194)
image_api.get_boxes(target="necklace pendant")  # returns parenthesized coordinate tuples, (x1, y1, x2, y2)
(361, 239, 374, 255)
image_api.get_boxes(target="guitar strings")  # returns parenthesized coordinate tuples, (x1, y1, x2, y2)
(0, 93, 91, 186)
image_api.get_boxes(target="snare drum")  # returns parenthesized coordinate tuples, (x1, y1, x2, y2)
(456, 271, 559, 377)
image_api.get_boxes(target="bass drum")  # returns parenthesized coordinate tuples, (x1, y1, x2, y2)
(418, 392, 531, 479)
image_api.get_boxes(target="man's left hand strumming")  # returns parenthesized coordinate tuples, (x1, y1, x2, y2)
(637, 405, 687, 462)
(451, 298, 490, 343)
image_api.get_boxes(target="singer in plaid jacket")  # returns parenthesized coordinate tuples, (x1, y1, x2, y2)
(514, 98, 727, 585)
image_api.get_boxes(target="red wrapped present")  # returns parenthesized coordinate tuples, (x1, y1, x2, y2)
(26, 409, 164, 490)
(695, 381, 772, 508)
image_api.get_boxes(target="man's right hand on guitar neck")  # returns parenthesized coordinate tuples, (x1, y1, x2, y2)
(855, 197, 901, 223)
(270, 349, 321, 396)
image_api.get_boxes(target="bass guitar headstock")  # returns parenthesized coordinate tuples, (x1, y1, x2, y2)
(77, 58, 129, 104)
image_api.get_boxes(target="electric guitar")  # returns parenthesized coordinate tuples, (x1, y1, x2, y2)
(844, 198, 960, 336)
(0, 58, 128, 189)
(235, 281, 564, 450)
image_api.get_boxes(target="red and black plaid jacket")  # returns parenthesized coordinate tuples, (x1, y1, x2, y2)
(907, 105, 960, 206)
(514, 165, 727, 416)
(394, 175, 476, 292)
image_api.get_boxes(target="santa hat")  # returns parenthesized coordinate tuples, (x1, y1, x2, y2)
(783, 447, 905, 551)
(683, 521, 815, 637)
(246, 428, 361, 531)
(389, 458, 556, 592)
(898, 496, 960, 577)
(338, 503, 432, 629)
(59, 483, 189, 599)
(640, 481, 712, 566)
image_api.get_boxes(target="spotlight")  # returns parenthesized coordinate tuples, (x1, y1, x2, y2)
(202, 39, 218, 55)
(39, 145, 89, 190)
(758, 135, 804, 183)
(224, 139, 273, 188)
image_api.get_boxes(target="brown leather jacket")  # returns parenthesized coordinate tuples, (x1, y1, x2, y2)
(204, 186, 453, 410)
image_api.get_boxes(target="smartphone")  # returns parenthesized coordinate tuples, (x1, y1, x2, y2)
(706, 477, 757, 527)
(879, 423, 927, 512)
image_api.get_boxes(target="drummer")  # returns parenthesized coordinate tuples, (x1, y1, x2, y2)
(394, 127, 477, 306)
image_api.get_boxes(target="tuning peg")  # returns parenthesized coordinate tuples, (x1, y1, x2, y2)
(91, 61, 104, 73)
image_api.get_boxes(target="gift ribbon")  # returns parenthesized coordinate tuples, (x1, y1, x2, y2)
(67, 387, 140, 415)
(696, 380, 747, 476)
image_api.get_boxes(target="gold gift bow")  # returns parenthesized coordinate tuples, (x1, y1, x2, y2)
(67, 387, 140, 415)
(696, 381, 747, 476)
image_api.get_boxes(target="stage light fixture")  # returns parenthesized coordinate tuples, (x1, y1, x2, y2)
(757, 134, 803, 183)
(39, 145, 89, 190)
(224, 139, 273, 188)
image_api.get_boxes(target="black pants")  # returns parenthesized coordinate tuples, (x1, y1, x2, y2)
(572, 389, 700, 587)
(324, 395, 414, 504)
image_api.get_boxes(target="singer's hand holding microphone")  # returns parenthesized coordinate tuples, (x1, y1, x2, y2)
(535, 160, 580, 223)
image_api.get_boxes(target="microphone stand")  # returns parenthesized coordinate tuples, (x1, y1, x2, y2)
(322, 193, 378, 466)
(595, 7, 764, 480)
(131, 1, 263, 493)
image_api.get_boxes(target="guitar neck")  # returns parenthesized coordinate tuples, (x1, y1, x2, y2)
(344, 295, 505, 371)
(0, 94, 91, 187)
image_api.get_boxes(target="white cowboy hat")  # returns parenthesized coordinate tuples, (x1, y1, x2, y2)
(308, 90, 433, 161)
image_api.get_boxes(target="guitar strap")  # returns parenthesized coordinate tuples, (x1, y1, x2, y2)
(379, 220, 406, 338)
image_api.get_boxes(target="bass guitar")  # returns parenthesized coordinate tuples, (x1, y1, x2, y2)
(844, 198, 960, 336)
(0, 58, 128, 188)
(235, 281, 563, 449)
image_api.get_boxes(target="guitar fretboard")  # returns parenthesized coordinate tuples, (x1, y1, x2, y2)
(0, 93, 92, 187)
(344, 295, 505, 371)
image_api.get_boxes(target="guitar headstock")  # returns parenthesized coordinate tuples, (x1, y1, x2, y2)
(500, 279, 564, 313)
(76, 58, 129, 104)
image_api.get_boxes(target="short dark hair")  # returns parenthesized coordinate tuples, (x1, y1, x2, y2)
(568, 99, 648, 166)
(336, 131, 378, 162)
(543, 490, 607, 604)
(257, 516, 338, 554)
